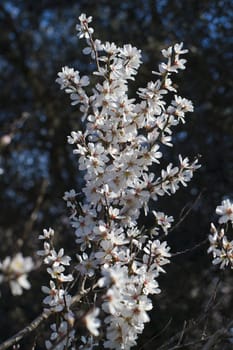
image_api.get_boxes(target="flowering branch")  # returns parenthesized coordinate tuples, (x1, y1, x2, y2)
(49, 13, 200, 349)
(208, 198, 233, 269)
(0, 12, 202, 350)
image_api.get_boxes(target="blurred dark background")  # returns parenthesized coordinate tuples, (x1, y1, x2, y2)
(0, 0, 232, 349)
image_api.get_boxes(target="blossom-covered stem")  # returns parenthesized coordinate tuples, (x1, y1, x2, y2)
(208, 198, 233, 269)
(82, 21, 101, 72)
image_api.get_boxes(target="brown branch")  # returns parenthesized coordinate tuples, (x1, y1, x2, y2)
(177, 320, 187, 346)
(0, 309, 51, 350)
(19, 178, 48, 248)
(138, 318, 173, 350)
(201, 320, 233, 350)
(0, 288, 87, 350)
(171, 238, 208, 258)
(0, 3, 29, 75)
(167, 338, 206, 350)
(169, 190, 204, 233)
(157, 279, 220, 350)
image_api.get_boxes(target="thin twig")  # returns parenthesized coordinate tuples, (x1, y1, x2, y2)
(19, 179, 48, 248)
(138, 318, 172, 350)
(170, 190, 204, 233)
(167, 338, 206, 350)
(172, 238, 208, 258)
(157, 279, 221, 350)
(201, 320, 233, 350)
(177, 320, 187, 346)
(83, 22, 101, 72)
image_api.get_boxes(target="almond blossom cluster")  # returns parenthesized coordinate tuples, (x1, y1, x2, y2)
(37, 228, 77, 349)
(208, 199, 233, 269)
(38, 228, 73, 311)
(39, 13, 200, 350)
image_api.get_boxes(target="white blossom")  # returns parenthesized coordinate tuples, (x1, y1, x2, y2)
(0, 253, 34, 295)
(216, 198, 233, 224)
(84, 308, 101, 336)
(208, 199, 233, 269)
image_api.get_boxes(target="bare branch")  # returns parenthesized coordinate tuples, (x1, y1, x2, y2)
(138, 318, 172, 350)
(19, 178, 48, 248)
(170, 190, 204, 233)
(0, 309, 51, 350)
(171, 238, 208, 258)
(157, 279, 220, 350)
(201, 321, 233, 350)
(0, 290, 87, 350)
